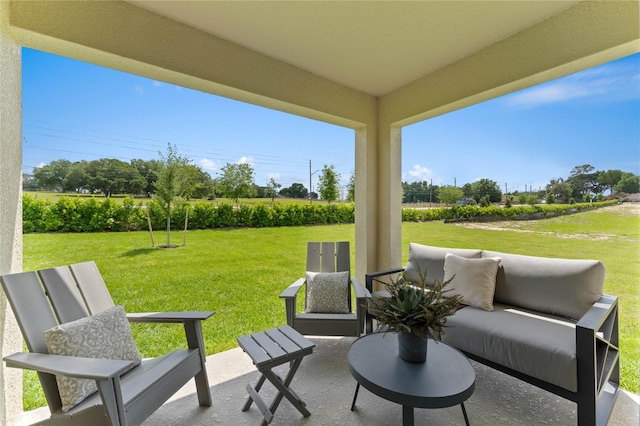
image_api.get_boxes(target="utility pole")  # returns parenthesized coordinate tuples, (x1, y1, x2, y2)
(429, 179, 433, 207)
(309, 160, 312, 203)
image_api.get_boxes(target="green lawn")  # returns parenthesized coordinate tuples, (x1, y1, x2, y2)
(20, 203, 639, 409)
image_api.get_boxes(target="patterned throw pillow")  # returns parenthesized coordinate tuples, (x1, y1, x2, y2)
(44, 305, 141, 412)
(305, 271, 350, 313)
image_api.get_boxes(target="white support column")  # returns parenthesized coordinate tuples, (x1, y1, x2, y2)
(0, 6, 24, 424)
(375, 124, 403, 276)
(354, 126, 377, 283)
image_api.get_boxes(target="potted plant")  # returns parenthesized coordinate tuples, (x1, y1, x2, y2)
(368, 268, 463, 363)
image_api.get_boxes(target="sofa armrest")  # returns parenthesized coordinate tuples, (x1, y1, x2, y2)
(575, 294, 619, 425)
(365, 267, 405, 292)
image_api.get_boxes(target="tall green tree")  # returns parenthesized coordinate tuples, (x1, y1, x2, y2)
(470, 179, 502, 203)
(62, 161, 89, 192)
(346, 171, 355, 202)
(317, 164, 340, 203)
(597, 169, 623, 195)
(217, 162, 255, 207)
(85, 158, 145, 197)
(546, 178, 572, 204)
(154, 144, 191, 246)
(279, 183, 308, 199)
(568, 164, 600, 201)
(131, 159, 163, 197)
(438, 185, 463, 205)
(614, 173, 640, 194)
(33, 159, 72, 191)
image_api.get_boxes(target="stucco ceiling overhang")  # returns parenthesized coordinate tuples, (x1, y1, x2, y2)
(128, 1, 583, 97)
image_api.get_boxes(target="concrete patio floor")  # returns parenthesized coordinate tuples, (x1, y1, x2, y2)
(20, 336, 639, 425)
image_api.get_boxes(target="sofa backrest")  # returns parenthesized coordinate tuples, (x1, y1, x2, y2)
(483, 250, 605, 320)
(404, 243, 482, 286)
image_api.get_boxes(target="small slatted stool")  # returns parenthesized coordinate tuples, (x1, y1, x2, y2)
(237, 325, 315, 425)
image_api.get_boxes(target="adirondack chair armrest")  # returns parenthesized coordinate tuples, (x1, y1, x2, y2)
(4, 352, 136, 380)
(279, 277, 306, 299)
(351, 277, 371, 300)
(126, 311, 215, 323)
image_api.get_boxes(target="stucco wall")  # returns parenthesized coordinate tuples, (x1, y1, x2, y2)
(0, 6, 24, 423)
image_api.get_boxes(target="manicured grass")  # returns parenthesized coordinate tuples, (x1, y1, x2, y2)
(20, 204, 639, 409)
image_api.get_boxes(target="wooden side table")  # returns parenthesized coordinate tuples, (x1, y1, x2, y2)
(237, 325, 315, 425)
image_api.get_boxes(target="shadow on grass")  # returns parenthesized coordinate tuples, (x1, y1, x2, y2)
(121, 248, 157, 257)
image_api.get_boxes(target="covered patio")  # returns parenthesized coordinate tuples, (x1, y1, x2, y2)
(17, 336, 640, 425)
(1, 1, 639, 424)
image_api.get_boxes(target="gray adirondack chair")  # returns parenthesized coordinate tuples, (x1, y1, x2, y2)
(280, 242, 370, 337)
(1, 261, 213, 426)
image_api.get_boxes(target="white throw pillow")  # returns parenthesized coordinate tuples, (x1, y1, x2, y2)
(44, 305, 141, 412)
(305, 271, 350, 313)
(443, 253, 501, 311)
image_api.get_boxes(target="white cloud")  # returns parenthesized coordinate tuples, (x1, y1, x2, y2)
(199, 158, 219, 172)
(238, 156, 256, 166)
(404, 165, 433, 182)
(506, 82, 593, 107)
(505, 60, 640, 108)
(152, 81, 163, 88)
(268, 172, 281, 180)
(134, 85, 144, 95)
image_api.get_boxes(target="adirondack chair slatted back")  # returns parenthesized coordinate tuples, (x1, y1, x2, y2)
(306, 241, 352, 311)
(69, 261, 115, 315)
(2, 261, 115, 413)
(38, 266, 90, 323)
(1, 271, 64, 411)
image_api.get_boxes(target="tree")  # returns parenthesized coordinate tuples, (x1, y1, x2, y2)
(546, 178, 572, 204)
(317, 164, 340, 203)
(597, 169, 623, 195)
(84, 158, 144, 197)
(154, 144, 191, 246)
(131, 159, 163, 197)
(217, 162, 255, 207)
(568, 164, 600, 201)
(266, 177, 282, 202)
(33, 159, 72, 191)
(614, 173, 640, 194)
(279, 183, 308, 199)
(63, 161, 89, 192)
(346, 171, 355, 202)
(179, 165, 214, 200)
(438, 185, 463, 205)
(469, 179, 502, 203)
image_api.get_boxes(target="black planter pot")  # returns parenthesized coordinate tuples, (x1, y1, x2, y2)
(397, 331, 427, 363)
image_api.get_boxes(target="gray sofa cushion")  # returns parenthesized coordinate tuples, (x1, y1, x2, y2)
(442, 304, 578, 392)
(404, 243, 482, 286)
(483, 250, 605, 320)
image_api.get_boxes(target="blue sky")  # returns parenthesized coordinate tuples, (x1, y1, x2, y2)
(23, 48, 639, 195)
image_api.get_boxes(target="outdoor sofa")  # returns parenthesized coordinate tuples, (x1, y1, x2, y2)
(366, 243, 619, 426)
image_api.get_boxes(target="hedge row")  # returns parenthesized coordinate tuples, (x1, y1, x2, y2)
(22, 194, 617, 233)
(401, 200, 618, 222)
(22, 194, 356, 233)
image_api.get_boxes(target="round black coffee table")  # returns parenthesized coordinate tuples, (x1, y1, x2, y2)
(348, 332, 475, 425)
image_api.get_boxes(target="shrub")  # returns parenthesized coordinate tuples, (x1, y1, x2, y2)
(214, 204, 235, 228)
(251, 204, 274, 228)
